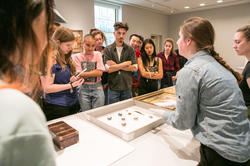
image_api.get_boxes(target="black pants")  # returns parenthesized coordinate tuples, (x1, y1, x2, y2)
(198, 144, 249, 166)
(42, 101, 80, 121)
(161, 71, 175, 89)
(138, 78, 158, 96)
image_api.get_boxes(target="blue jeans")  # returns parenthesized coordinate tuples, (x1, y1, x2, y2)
(79, 82, 104, 111)
(108, 89, 132, 104)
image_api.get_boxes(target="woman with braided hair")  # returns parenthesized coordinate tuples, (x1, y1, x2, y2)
(154, 17, 249, 165)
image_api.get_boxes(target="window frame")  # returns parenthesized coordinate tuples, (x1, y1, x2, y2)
(94, 1, 122, 45)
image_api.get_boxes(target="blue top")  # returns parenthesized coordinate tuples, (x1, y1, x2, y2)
(45, 63, 78, 106)
(163, 51, 250, 162)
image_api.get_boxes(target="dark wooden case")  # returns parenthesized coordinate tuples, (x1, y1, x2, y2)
(48, 121, 79, 150)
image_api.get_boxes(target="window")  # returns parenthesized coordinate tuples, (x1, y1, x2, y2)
(94, 2, 121, 45)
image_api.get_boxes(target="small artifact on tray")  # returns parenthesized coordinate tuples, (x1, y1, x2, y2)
(118, 113, 123, 116)
(128, 112, 132, 115)
(48, 121, 79, 150)
(149, 115, 153, 119)
(107, 116, 112, 120)
(133, 117, 139, 120)
(121, 118, 125, 121)
(121, 122, 126, 127)
(134, 111, 144, 115)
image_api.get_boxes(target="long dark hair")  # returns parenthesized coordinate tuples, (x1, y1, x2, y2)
(0, 0, 54, 98)
(141, 39, 157, 68)
(181, 17, 242, 83)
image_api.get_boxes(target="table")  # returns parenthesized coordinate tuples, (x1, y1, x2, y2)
(48, 100, 200, 166)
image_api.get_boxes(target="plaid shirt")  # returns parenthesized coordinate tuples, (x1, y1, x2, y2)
(157, 51, 180, 73)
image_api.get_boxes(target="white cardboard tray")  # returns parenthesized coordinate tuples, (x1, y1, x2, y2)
(84, 99, 164, 141)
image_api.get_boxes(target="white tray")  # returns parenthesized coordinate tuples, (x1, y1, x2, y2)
(84, 99, 164, 141)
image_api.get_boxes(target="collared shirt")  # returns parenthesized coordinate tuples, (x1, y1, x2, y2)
(157, 52, 180, 87)
(74, 51, 105, 84)
(157, 51, 180, 73)
(163, 50, 250, 163)
(104, 42, 137, 91)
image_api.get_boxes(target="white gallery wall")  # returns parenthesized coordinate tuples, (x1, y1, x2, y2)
(54, 0, 168, 50)
(54, 0, 95, 36)
(168, 3, 250, 71)
(122, 5, 168, 49)
(54, 0, 249, 70)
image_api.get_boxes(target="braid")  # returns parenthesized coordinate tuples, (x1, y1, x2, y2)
(207, 47, 242, 84)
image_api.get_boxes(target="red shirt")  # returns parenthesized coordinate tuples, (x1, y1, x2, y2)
(132, 49, 141, 87)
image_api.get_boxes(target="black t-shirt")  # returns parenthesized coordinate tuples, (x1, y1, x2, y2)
(239, 61, 250, 106)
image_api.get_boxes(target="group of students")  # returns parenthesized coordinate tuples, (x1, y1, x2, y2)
(41, 22, 186, 121)
(0, 0, 249, 165)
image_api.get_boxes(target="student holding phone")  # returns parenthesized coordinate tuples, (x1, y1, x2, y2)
(74, 34, 105, 111)
(43, 27, 84, 120)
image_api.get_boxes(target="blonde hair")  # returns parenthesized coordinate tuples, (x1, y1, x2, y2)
(40, 39, 58, 76)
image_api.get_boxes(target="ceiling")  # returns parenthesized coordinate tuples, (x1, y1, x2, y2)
(99, 0, 250, 15)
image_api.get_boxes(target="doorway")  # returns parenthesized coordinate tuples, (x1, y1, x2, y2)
(151, 34, 162, 53)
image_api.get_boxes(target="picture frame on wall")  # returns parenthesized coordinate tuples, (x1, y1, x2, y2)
(72, 30, 83, 53)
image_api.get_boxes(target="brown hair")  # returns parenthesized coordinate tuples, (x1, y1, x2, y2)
(163, 38, 175, 56)
(181, 17, 242, 83)
(52, 27, 76, 75)
(0, 0, 54, 99)
(40, 39, 58, 76)
(84, 34, 95, 42)
(236, 25, 250, 41)
(89, 28, 99, 34)
(113, 22, 129, 31)
(91, 30, 107, 46)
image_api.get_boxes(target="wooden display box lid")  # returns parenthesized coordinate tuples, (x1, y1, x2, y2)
(133, 86, 176, 111)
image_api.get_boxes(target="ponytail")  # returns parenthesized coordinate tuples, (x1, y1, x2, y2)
(181, 17, 243, 84)
(205, 47, 242, 84)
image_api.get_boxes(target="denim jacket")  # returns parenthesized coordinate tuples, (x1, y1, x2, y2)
(163, 51, 250, 162)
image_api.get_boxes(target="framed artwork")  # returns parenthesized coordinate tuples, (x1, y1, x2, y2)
(71, 30, 83, 53)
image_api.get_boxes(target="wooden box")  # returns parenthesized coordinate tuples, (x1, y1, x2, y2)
(48, 121, 79, 149)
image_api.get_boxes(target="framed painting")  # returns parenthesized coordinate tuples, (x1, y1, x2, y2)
(71, 30, 83, 53)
